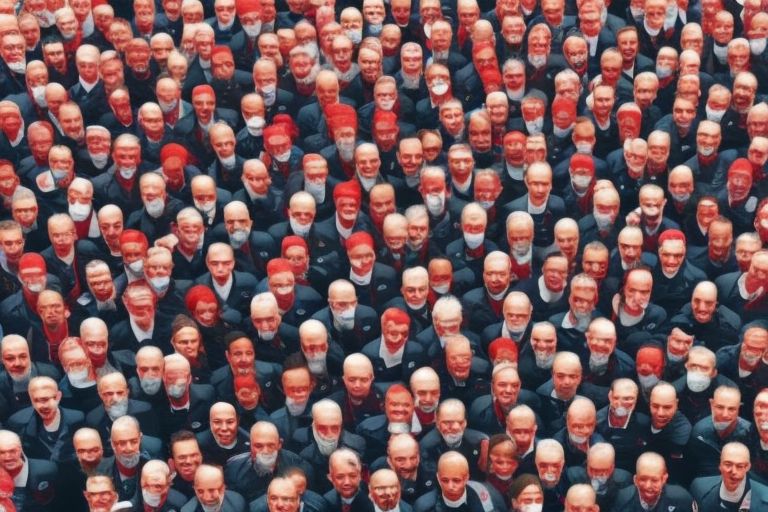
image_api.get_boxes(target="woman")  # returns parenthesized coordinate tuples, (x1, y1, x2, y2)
(170, 315, 211, 384)
(508, 474, 545, 512)
(185, 284, 240, 368)
(484, 434, 520, 497)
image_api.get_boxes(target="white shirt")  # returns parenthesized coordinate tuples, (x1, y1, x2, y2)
(380, 342, 405, 368)
(213, 274, 234, 301)
(720, 478, 747, 503)
(43, 409, 62, 432)
(13, 457, 29, 487)
(78, 76, 99, 93)
(538, 276, 564, 303)
(527, 197, 547, 215)
(442, 490, 467, 508)
(350, 267, 373, 286)
(129, 317, 154, 342)
(335, 215, 354, 240)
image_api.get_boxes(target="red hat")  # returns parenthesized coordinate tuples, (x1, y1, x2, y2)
(325, 103, 358, 136)
(636, 345, 665, 374)
(119, 230, 149, 247)
(236, 0, 261, 16)
(729, 158, 754, 179)
(658, 229, 686, 247)
(185, 284, 218, 313)
(192, 84, 215, 98)
(263, 123, 290, 146)
(211, 46, 233, 60)
(345, 231, 374, 252)
(569, 154, 595, 173)
(488, 337, 519, 362)
(18, 252, 45, 272)
(281, 235, 308, 255)
(479, 67, 503, 89)
(160, 143, 189, 164)
(333, 179, 362, 203)
(267, 257, 293, 276)
(373, 110, 398, 130)
(382, 307, 411, 326)
(551, 96, 577, 118)
(273, 114, 299, 141)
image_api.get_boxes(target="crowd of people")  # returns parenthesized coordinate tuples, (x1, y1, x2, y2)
(0, 0, 767, 508)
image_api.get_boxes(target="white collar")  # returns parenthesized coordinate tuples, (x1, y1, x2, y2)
(586, 34, 598, 56)
(43, 409, 62, 432)
(79, 76, 99, 92)
(738, 273, 764, 301)
(538, 276, 564, 303)
(130, 317, 154, 341)
(13, 458, 29, 487)
(720, 478, 747, 502)
(380, 341, 405, 368)
(8, 121, 24, 146)
(442, 490, 467, 508)
(618, 306, 644, 326)
(57, 248, 75, 266)
(506, 162, 525, 180)
(170, 398, 191, 411)
(527, 197, 547, 214)
(212, 274, 234, 300)
(350, 267, 373, 286)
(199, 58, 211, 69)
(335, 215, 354, 240)
(452, 175, 472, 194)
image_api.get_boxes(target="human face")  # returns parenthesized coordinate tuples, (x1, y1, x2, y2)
(171, 440, 202, 481)
(84, 480, 117, 512)
(211, 407, 238, 446)
(226, 338, 256, 376)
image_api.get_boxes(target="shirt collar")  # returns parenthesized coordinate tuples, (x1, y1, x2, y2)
(129, 317, 154, 342)
(212, 274, 234, 300)
(14, 457, 29, 487)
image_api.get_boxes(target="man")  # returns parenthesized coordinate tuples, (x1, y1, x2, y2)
(195, 242, 259, 318)
(611, 452, 697, 511)
(322, 448, 371, 511)
(419, 398, 489, 480)
(468, 362, 541, 435)
(362, 308, 425, 385)
(413, 451, 503, 512)
(554, 397, 604, 468)
(644, 381, 692, 484)
(686, 386, 752, 480)
(296, 399, 365, 493)
(195, 402, 249, 466)
(0, 429, 58, 511)
(182, 464, 246, 512)
(356, 384, 420, 460)
(461, 251, 513, 333)
(136, 460, 187, 511)
(0, 334, 60, 423)
(83, 474, 121, 512)
(6, 376, 83, 465)
(223, 421, 311, 502)
(156, 353, 215, 440)
(85, 372, 158, 452)
(532, 438, 570, 511)
(691, 442, 768, 510)
(565, 484, 600, 512)
(103, 415, 163, 501)
(168, 431, 203, 501)
(566, 443, 633, 512)
(673, 345, 737, 424)
(669, 281, 741, 352)
(313, 279, 381, 353)
(652, 229, 707, 313)
(328, 353, 383, 430)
